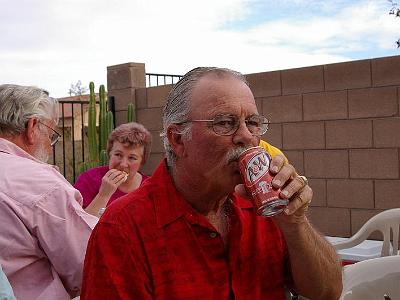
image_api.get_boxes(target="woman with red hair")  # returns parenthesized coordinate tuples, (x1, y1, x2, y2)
(75, 122, 152, 217)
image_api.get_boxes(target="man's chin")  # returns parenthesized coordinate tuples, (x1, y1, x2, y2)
(231, 170, 243, 185)
(228, 160, 240, 171)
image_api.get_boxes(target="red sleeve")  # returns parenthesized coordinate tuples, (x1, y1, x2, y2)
(80, 217, 153, 300)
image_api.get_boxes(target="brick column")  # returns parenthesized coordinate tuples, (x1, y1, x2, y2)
(107, 62, 146, 126)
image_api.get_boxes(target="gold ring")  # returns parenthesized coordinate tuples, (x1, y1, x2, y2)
(293, 193, 311, 212)
(296, 192, 308, 203)
(304, 198, 312, 212)
(299, 175, 308, 187)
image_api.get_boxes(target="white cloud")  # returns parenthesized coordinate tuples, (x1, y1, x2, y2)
(0, 0, 399, 97)
(243, 1, 398, 51)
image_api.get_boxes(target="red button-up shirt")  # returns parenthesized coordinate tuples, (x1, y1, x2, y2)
(81, 160, 289, 300)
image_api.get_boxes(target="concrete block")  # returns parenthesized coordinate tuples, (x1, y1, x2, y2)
(282, 65, 324, 95)
(303, 91, 347, 121)
(348, 87, 397, 118)
(349, 149, 399, 179)
(262, 95, 302, 123)
(283, 122, 325, 149)
(326, 120, 372, 149)
(324, 60, 371, 91)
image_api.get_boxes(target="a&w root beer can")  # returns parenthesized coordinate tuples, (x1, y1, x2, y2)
(239, 146, 288, 217)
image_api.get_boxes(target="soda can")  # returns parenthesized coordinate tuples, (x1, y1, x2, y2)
(238, 146, 288, 217)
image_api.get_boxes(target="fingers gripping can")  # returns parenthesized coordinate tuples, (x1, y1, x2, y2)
(239, 146, 288, 217)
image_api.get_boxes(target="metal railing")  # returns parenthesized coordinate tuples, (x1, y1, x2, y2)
(146, 73, 182, 87)
(52, 100, 90, 183)
(56, 73, 181, 183)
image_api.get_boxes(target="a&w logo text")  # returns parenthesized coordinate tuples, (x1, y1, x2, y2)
(246, 151, 271, 182)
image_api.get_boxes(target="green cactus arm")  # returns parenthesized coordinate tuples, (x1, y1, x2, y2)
(88, 82, 98, 162)
(127, 102, 134, 122)
(99, 85, 107, 152)
(89, 82, 95, 95)
(99, 150, 108, 166)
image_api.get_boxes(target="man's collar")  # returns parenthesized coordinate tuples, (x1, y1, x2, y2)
(152, 160, 194, 228)
(0, 138, 45, 164)
(152, 159, 255, 228)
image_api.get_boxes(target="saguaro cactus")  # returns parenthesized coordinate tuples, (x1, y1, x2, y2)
(127, 102, 135, 122)
(99, 85, 107, 153)
(99, 149, 108, 166)
(83, 82, 114, 171)
(88, 82, 99, 164)
(79, 83, 139, 175)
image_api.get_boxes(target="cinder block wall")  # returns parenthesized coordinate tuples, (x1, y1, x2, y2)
(114, 55, 400, 238)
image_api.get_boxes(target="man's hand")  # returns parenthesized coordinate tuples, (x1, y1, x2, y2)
(269, 155, 312, 223)
(235, 154, 312, 223)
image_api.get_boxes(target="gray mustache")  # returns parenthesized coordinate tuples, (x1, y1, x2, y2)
(225, 145, 253, 164)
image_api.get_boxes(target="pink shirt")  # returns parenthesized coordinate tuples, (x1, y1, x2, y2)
(0, 138, 98, 300)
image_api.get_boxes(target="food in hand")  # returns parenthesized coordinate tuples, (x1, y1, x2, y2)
(121, 171, 129, 182)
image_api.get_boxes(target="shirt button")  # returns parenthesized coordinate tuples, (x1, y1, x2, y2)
(209, 232, 218, 238)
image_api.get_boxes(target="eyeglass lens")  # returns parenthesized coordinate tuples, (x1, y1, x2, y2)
(38, 121, 60, 146)
(50, 133, 59, 145)
(211, 115, 268, 136)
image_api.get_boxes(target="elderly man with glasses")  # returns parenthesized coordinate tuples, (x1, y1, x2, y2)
(81, 67, 342, 300)
(0, 84, 98, 300)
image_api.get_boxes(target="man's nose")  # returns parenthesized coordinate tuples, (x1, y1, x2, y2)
(232, 120, 255, 146)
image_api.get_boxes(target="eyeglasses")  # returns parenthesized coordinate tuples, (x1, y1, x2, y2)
(177, 114, 269, 136)
(38, 120, 61, 146)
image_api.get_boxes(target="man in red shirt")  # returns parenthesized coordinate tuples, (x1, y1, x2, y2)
(81, 67, 342, 299)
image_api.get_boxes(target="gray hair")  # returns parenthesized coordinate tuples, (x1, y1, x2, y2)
(0, 84, 59, 136)
(161, 67, 248, 165)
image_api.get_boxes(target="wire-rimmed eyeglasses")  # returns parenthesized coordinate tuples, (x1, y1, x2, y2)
(176, 114, 269, 136)
(38, 120, 61, 146)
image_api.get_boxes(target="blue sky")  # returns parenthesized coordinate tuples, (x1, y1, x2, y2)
(0, 0, 399, 97)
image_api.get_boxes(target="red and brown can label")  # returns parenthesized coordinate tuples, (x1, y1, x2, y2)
(239, 146, 288, 217)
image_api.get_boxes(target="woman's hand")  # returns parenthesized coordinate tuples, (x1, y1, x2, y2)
(98, 169, 128, 198)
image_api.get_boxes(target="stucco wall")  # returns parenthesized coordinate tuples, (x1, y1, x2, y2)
(109, 55, 400, 238)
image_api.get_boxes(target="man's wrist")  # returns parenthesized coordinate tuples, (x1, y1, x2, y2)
(276, 215, 310, 237)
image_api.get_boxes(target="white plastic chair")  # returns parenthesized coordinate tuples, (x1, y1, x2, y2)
(340, 255, 400, 300)
(333, 208, 400, 257)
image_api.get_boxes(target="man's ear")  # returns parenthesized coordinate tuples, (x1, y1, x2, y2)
(25, 118, 38, 146)
(166, 124, 187, 159)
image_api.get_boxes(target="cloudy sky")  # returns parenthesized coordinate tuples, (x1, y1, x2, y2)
(1, 0, 399, 97)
